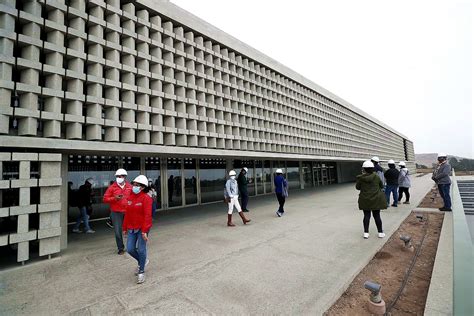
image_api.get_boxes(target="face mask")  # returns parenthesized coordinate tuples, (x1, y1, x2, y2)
(116, 177, 125, 184)
(230, 176, 236, 180)
(132, 186, 141, 194)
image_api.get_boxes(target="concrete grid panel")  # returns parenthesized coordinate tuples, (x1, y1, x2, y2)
(0, 152, 61, 263)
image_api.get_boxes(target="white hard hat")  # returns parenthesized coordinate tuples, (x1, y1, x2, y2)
(133, 175, 148, 186)
(371, 156, 380, 163)
(275, 168, 283, 174)
(398, 161, 406, 167)
(362, 160, 374, 168)
(387, 159, 395, 164)
(229, 170, 236, 176)
(85, 177, 94, 184)
(437, 153, 447, 158)
(242, 167, 248, 172)
(115, 168, 128, 176)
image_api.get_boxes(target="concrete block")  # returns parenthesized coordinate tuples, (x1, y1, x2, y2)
(39, 237, 60, 256)
(12, 153, 38, 161)
(10, 230, 37, 244)
(19, 187, 31, 206)
(0, 207, 8, 217)
(38, 153, 62, 162)
(38, 227, 61, 239)
(38, 202, 61, 213)
(9, 205, 36, 216)
(39, 211, 60, 229)
(17, 241, 30, 262)
(0, 234, 8, 246)
(40, 161, 61, 179)
(10, 179, 38, 188)
(40, 186, 61, 203)
(0, 152, 11, 161)
(38, 178, 62, 187)
(0, 180, 9, 189)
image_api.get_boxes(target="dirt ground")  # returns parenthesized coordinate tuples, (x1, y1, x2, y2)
(417, 185, 444, 209)
(325, 211, 444, 316)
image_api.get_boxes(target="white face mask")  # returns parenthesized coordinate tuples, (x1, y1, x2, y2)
(116, 177, 125, 184)
(230, 175, 236, 180)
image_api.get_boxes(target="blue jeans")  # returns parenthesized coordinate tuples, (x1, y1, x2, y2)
(385, 184, 399, 206)
(438, 184, 452, 209)
(110, 212, 124, 251)
(74, 206, 91, 231)
(127, 229, 147, 273)
(240, 193, 249, 211)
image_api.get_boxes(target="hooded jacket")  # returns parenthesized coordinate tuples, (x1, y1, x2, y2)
(432, 162, 451, 185)
(356, 172, 387, 210)
(103, 181, 132, 213)
(398, 168, 411, 188)
(225, 178, 239, 198)
(384, 166, 400, 186)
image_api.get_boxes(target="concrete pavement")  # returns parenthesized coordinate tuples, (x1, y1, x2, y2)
(0, 174, 435, 315)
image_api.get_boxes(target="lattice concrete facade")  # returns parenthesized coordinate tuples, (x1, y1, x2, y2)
(0, 0, 415, 163)
(0, 152, 62, 263)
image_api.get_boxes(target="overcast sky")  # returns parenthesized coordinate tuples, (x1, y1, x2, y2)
(172, 0, 473, 158)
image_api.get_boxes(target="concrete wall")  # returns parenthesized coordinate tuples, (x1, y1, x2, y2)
(0, 0, 412, 164)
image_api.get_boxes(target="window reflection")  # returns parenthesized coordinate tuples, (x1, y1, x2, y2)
(199, 159, 226, 203)
(145, 157, 161, 209)
(302, 161, 313, 188)
(167, 158, 182, 207)
(256, 160, 264, 194)
(184, 158, 198, 205)
(287, 161, 300, 190)
(264, 160, 272, 193)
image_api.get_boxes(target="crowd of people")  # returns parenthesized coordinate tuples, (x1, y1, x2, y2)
(68, 152, 451, 283)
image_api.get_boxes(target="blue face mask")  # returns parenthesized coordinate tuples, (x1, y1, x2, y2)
(132, 186, 141, 194)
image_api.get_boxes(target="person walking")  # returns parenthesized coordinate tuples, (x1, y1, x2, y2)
(224, 170, 251, 227)
(384, 159, 400, 207)
(371, 156, 386, 188)
(274, 168, 288, 217)
(146, 179, 158, 218)
(123, 175, 153, 284)
(432, 153, 452, 212)
(237, 167, 250, 212)
(103, 168, 132, 255)
(397, 161, 411, 204)
(356, 161, 387, 239)
(72, 178, 95, 234)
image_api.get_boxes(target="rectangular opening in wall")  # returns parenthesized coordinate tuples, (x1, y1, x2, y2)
(0, 188, 19, 207)
(2, 161, 19, 180)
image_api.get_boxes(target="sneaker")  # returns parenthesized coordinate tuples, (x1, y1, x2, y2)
(439, 207, 452, 212)
(135, 259, 150, 275)
(117, 249, 125, 255)
(72, 228, 81, 233)
(85, 229, 95, 234)
(242, 209, 249, 213)
(391, 204, 398, 207)
(378, 232, 386, 238)
(403, 201, 410, 205)
(276, 211, 282, 217)
(137, 273, 145, 284)
(363, 233, 369, 239)
(105, 219, 114, 228)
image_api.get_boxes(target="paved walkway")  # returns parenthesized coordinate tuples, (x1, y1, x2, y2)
(0, 174, 434, 315)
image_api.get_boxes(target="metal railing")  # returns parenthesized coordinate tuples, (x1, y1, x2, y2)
(451, 170, 474, 315)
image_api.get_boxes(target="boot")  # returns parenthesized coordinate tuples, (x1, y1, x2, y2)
(227, 214, 235, 227)
(239, 211, 251, 224)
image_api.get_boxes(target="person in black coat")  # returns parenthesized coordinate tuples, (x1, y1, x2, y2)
(72, 178, 95, 233)
(384, 160, 400, 207)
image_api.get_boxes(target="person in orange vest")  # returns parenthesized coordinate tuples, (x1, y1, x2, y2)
(123, 175, 153, 284)
(103, 168, 132, 255)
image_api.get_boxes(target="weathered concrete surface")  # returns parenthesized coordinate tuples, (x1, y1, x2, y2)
(0, 175, 434, 315)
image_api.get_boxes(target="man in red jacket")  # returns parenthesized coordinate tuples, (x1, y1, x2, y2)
(123, 175, 153, 284)
(103, 168, 132, 255)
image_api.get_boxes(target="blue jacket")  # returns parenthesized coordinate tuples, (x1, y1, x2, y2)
(274, 174, 286, 194)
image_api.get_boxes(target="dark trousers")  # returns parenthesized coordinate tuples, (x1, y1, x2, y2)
(398, 187, 410, 202)
(110, 211, 125, 251)
(437, 184, 452, 208)
(363, 210, 383, 233)
(385, 184, 399, 206)
(240, 193, 249, 211)
(276, 193, 285, 213)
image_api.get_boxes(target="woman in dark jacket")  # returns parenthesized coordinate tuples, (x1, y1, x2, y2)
(356, 161, 387, 239)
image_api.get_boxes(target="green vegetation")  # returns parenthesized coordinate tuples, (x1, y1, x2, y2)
(449, 157, 474, 171)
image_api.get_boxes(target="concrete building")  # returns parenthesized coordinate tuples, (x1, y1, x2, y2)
(0, 0, 415, 264)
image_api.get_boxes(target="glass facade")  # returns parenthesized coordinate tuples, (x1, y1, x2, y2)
(122, 157, 140, 182)
(287, 161, 300, 190)
(255, 160, 264, 195)
(67, 155, 119, 221)
(184, 158, 198, 205)
(167, 158, 183, 208)
(302, 161, 314, 188)
(233, 160, 255, 196)
(199, 159, 226, 203)
(264, 160, 272, 194)
(145, 157, 162, 209)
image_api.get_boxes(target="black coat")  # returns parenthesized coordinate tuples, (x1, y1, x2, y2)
(384, 168, 400, 186)
(76, 184, 92, 207)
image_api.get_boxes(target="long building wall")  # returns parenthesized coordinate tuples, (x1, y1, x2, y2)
(0, 0, 414, 162)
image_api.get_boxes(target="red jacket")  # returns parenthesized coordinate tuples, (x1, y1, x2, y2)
(103, 182, 132, 213)
(123, 191, 153, 233)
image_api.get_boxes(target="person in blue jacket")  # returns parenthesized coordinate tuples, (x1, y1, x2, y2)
(274, 168, 288, 217)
